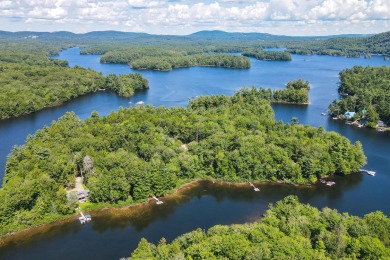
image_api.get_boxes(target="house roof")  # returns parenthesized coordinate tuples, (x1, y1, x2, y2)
(345, 111, 356, 117)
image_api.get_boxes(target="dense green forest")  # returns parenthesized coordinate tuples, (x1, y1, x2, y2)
(272, 79, 310, 104)
(0, 40, 69, 57)
(0, 50, 68, 67)
(328, 66, 390, 126)
(130, 53, 250, 70)
(96, 47, 251, 71)
(129, 196, 390, 259)
(1, 30, 389, 60)
(0, 62, 148, 119)
(0, 89, 365, 235)
(288, 31, 390, 58)
(255, 79, 310, 104)
(242, 50, 292, 61)
(77, 30, 390, 59)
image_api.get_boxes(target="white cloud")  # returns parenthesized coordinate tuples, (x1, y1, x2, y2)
(0, 0, 389, 35)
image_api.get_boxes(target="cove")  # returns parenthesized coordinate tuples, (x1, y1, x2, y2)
(0, 177, 363, 260)
(0, 48, 389, 259)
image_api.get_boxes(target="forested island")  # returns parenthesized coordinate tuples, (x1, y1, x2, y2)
(0, 89, 365, 236)
(97, 47, 251, 71)
(129, 196, 390, 259)
(242, 50, 292, 61)
(328, 66, 390, 128)
(0, 54, 148, 119)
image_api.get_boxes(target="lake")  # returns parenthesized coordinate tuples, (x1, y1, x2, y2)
(0, 48, 389, 259)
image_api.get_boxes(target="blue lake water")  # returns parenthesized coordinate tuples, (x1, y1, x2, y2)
(0, 48, 389, 259)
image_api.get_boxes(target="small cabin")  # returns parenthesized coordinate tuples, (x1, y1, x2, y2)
(377, 121, 387, 127)
(344, 111, 356, 119)
(77, 190, 90, 203)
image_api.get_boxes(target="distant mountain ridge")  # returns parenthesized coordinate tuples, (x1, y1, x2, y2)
(0, 30, 374, 41)
(0, 30, 387, 56)
(188, 30, 372, 40)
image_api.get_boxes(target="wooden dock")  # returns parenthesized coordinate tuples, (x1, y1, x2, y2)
(152, 196, 164, 205)
(249, 182, 260, 191)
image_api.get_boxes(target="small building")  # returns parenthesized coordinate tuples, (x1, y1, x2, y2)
(77, 190, 90, 203)
(344, 111, 356, 119)
(377, 121, 387, 127)
(362, 108, 367, 117)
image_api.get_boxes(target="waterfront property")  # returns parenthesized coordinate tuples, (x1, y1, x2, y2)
(344, 111, 356, 119)
(77, 190, 90, 203)
(0, 48, 390, 260)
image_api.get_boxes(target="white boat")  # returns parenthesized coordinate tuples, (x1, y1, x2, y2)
(152, 196, 164, 205)
(321, 112, 326, 116)
(79, 216, 86, 224)
(136, 101, 144, 105)
(360, 169, 376, 176)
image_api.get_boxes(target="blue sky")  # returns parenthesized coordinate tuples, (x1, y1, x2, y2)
(0, 0, 389, 35)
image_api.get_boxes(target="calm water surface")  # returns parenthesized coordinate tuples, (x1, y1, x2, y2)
(0, 48, 389, 259)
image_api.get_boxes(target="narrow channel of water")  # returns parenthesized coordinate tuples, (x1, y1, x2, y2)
(0, 177, 363, 260)
(0, 48, 389, 259)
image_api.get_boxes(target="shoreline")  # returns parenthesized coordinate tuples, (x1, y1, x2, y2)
(331, 116, 389, 132)
(0, 178, 316, 243)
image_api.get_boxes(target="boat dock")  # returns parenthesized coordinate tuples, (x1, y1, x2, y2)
(249, 182, 260, 191)
(152, 196, 164, 205)
(360, 169, 376, 176)
(78, 210, 91, 224)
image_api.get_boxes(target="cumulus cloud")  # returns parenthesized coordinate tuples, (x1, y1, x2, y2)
(0, 0, 389, 34)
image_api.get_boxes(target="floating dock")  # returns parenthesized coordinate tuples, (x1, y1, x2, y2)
(152, 196, 164, 205)
(78, 210, 91, 224)
(249, 182, 260, 191)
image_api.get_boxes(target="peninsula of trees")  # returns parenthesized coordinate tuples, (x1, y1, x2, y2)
(254, 79, 310, 104)
(0, 88, 365, 236)
(129, 196, 390, 259)
(287, 31, 390, 58)
(0, 57, 148, 119)
(272, 79, 310, 104)
(328, 66, 390, 127)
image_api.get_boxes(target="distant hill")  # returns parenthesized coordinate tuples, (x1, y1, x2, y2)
(363, 31, 390, 55)
(0, 30, 372, 42)
(188, 30, 370, 41)
(188, 30, 291, 41)
(0, 30, 387, 56)
(287, 31, 390, 57)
